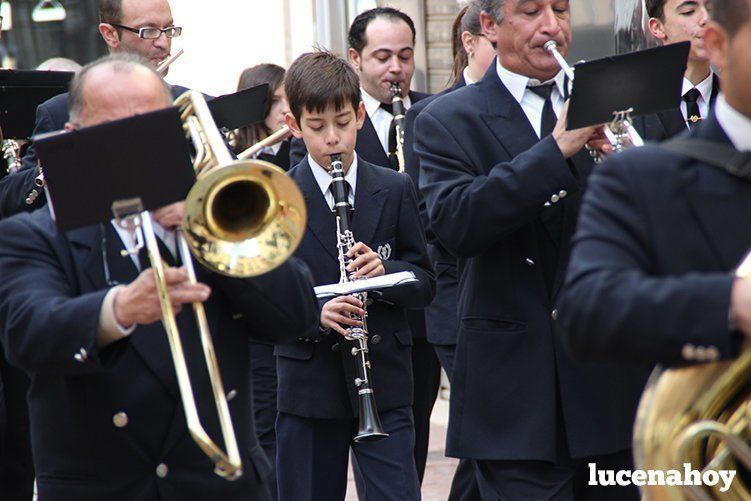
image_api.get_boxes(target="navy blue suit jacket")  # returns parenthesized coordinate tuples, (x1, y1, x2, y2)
(415, 62, 649, 461)
(404, 79, 464, 346)
(635, 73, 720, 142)
(275, 157, 435, 419)
(560, 112, 743, 364)
(0, 85, 192, 219)
(0, 209, 319, 500)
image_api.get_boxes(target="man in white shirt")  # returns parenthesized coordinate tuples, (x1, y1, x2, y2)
(415, 0, 647, 499)
(0, 53, 319, 501)
(645, 0, 720, 137)
(559, 2, 751, 497)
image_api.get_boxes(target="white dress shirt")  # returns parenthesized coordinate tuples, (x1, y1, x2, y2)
(680, 72, 715, 127)
(463, 66, 478, 86)
(98, 218, 178, 345)
(361, 88, 412, 154)
(253, 141, 283, 159)
(308, 153, 358, 210)
(715, 94, 751, 151)
(496, 60, 567, 139)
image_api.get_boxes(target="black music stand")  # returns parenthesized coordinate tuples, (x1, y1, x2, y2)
(207, 83, 268, 131)
(34, 106, 195, 232)
(0, 69, 73, 139)
(567, 41, 690, 129)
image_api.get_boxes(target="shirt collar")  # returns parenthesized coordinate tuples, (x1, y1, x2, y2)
(496, 59, 566, 105)
(715, 94, 751, 152)
(463, 66, 477, 86)
(682, 72, 715, 102)
(361, 87, 412, 117)
(308, 153, 359, 197)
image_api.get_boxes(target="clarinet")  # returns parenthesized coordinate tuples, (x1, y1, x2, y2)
(330, 153, 389, 442)
(389, 83, 406, 173)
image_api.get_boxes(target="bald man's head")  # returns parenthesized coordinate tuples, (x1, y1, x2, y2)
(67, 53, 172, 128)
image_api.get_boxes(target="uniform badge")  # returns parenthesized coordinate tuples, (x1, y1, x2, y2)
(377, 243, 392, 261)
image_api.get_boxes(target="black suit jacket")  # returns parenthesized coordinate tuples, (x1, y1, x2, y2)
(560, 112, 743, 364)
(0, 209, 319, 500)
(635, 73, 720, 142)
(275, 157, 435, 419)
(415, 62, 649, 461)
(404, 79, 465, 346)
(0, 85, 193, 219)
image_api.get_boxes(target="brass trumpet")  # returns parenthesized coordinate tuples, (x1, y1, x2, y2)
(543, 41, 644, 157)
(132, 91, 306, 480)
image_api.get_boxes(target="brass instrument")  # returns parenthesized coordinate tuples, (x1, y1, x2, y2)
(237, 125, 291, 160)
(633, 251, 751, 500)
(156, 48, 184, 76)
(543, 41, 644, 158)
(389, 82, 406, 173)
(125, 91, 306, 480)
(330, 153, 388, 442)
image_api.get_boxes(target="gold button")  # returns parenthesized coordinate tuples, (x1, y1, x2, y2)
(156, 463, 169, 478)
(706, 346, 720, 361)
(112, 412, 128, 428)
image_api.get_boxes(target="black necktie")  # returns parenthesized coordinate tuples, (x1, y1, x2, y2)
(684, 88, 702, 129)
(138, 234, 179, 271)
(528, 83, 557, 138)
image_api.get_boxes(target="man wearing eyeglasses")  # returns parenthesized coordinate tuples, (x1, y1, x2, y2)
(0, 0, 189, 220)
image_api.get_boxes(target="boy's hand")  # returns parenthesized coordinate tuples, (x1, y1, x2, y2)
(321, 296, 366, 337)
(346, 242, 385, 279)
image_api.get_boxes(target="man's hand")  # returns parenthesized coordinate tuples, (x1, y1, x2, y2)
(346, 242, 385, 279)
(730, 278, 751, 338)
(113, 267, 210, 327)
(152, 202, 185, 230)
(552, 100, 600, 159)
(321, 296, 366, 337)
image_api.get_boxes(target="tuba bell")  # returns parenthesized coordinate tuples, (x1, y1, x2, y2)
(633, 252, 751, 500)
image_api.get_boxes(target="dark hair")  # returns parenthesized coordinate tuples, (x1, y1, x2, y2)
(479, 0, 505, 23)
(285, 51, 361, 123)
(234, 64, 286, 153)
(348, 7, 416, 53)
(710, 0, 751, 36)
(98, 0, 122, 23)
(69, 53, 170, 123)
(645, 0, 667, 20)
(449, 1, 484, 86)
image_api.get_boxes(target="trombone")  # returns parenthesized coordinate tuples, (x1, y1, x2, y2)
(125, 91, 306, 480)
(544, 40, 644, 157)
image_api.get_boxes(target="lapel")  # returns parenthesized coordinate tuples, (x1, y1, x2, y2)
(683, 114, 751, 269)
(357, 115, 390, 168)
(478, 64, 540, 166)
(656, 107, 687, 139)
(351, 160, 387, 246)
(67, 223, 180, 399)
(294, 158, 339, 262)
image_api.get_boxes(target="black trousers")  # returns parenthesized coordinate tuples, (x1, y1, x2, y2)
(411, 336, 441, 482)
(474, 449, 639, 500)
(434, 343, 482, 501)
(249, 340, 277, 500)
(0, 347, 34, 501)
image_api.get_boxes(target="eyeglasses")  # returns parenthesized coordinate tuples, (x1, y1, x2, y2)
(110, 23, 182, 39)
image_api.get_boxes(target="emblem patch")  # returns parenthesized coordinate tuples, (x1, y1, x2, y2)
(377, 243, 392, 261)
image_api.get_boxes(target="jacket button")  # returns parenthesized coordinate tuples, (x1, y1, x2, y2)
(331, 343, 340, 352)
(112, 412, 128, 428)
(226, 389, 237, 402)
(551, 194, 560, 203)
(551, 309, 559, 321)
(371, 335, 382, 345)
(156, 463, 169, 478)
(559, 190, 568, 198)
(682, 344, 696, 361)
(525, 258, 535, 266)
